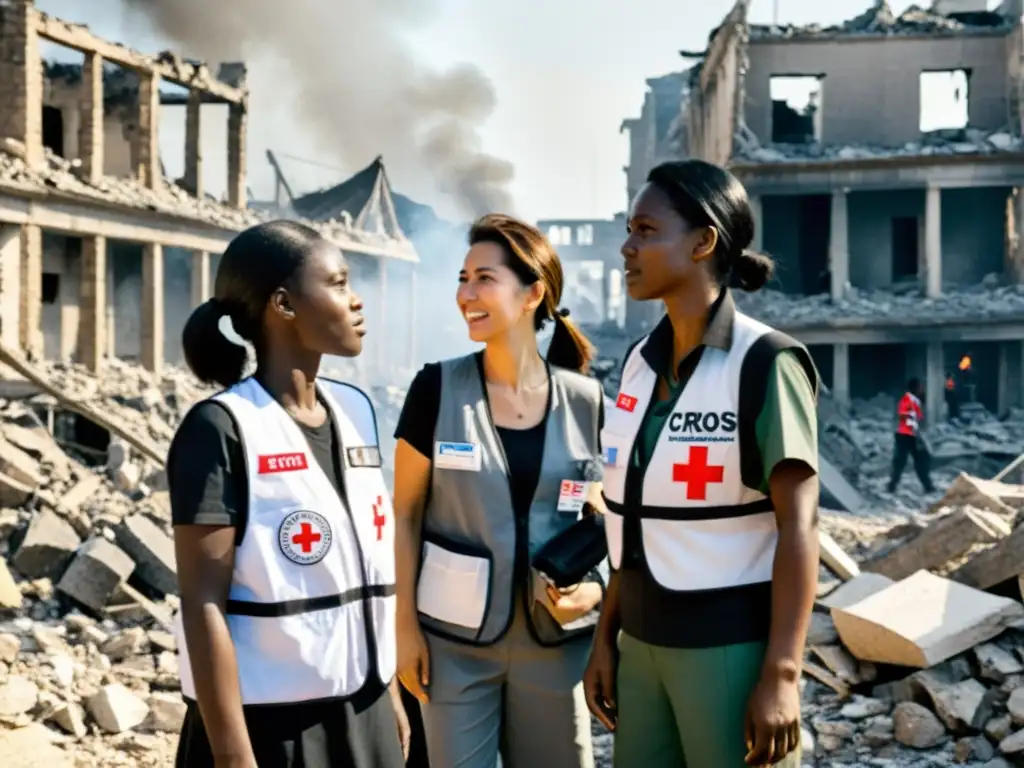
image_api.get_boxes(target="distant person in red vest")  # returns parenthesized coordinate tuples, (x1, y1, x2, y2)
(887, 377, 935, 494)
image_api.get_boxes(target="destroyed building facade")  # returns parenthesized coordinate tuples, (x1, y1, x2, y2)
(623, 0, 1024, 424)
(0, 0, 417, 379)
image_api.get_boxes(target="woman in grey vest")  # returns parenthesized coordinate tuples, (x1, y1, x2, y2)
(393, 214, 607, 768)
(583, 161, 819, 768)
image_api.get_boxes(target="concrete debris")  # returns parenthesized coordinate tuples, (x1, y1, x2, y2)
(731, 283, 1024, 328)
(750, 3, 1011, 41)
(0, 143, 409, 256)
(735, 128, 1024, 164)
(0, 359, 208, 764)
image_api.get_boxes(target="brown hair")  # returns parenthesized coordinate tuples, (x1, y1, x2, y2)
(468, 214, 594, 373)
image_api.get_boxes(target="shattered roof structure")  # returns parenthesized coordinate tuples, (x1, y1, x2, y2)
(290, 156, 448, 241)
(750, 2, 1013, 41)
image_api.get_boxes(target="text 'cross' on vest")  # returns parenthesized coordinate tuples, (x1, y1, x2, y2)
(291, 522, 322, 553)
(672, 445, 725, 500)
(372, 496, 386, 540)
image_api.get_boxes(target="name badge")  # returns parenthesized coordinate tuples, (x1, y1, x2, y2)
(347, 446, 381, 468)
(557, 480, 589, 514)
(434, 441, 481, 471)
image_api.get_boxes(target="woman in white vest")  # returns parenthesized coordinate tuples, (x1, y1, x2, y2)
(393, 214, 607, 768)
(169, 220, 408, 768)
(583, 161, 821, 768)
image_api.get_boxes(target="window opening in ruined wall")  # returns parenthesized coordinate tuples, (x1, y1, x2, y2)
(576, 224, 594, 246)
(891, 217, 920, 281)
(42, 106, 64, 158)
(769, 76, 823, 144)
(547, 225, 572, 246)
(920, 70, 969, 132)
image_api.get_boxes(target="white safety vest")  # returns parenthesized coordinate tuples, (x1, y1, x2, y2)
(601, 311, 778, 593)
(175, 377, 396, 705)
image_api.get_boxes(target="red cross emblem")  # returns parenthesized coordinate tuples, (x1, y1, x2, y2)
(291, 522, 322, 553)
(372, 496, 386, 541)
(672, 446, 725, 500)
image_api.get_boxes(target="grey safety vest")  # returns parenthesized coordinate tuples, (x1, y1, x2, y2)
(416, 353, 604, 646)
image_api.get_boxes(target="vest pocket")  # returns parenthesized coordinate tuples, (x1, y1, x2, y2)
(416, 535, 492, 630)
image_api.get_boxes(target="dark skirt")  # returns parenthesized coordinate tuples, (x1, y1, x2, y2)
(175, 685, 406, 768)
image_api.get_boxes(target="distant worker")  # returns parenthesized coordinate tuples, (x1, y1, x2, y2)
(958, 351, 976, 403)
(888, 377, 935, 495)
(944, 371, 960, 421)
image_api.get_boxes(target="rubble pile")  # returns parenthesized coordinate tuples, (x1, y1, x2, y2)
(0, 141, 409, 255)
(732, 282, 1024, 328)
(0, 361, 216, 765)
(750, 2, 1011, 41)
(735, 127, 1024, 164)
(824, 394, 1024, 509)
(776, 474, 1024, 766)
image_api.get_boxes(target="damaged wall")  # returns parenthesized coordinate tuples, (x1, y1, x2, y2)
(687, 0, 749, 165)
(746, 33, 1012, 148)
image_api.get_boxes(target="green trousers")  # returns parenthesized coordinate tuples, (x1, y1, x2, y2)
(613, 632, 801, 768)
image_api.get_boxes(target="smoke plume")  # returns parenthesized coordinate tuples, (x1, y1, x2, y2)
(122, 0, 515, 218)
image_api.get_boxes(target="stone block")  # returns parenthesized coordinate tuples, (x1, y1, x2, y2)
(0, 436, 42, 488)
(143, 692, 186, 732)
(0, 558, 21, 609)
(13, 509, 81, 579)
(86, 683, 149, 733)
(56, 538, 134, 613)
(115, 514, 177, 595)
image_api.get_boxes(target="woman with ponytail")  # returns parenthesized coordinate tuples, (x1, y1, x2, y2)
(169, 220, 409, 768)
(584, 160, 820, 768)
(392, 214, 606, 767)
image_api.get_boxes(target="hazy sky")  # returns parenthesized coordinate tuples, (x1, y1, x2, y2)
(36, 0, 995, 222)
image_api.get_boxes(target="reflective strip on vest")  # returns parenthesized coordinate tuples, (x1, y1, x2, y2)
(174, 377, 396, 705)
(602, 311, 777, 593)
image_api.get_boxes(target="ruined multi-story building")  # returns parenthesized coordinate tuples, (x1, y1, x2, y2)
(0, 0, 416, 380)
(622, 0, 1024, 425)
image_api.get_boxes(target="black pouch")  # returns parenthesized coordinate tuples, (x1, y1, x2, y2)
(531, 509, 608, 590)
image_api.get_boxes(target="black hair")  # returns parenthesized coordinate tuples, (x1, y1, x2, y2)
(181, 220, 326, 388)
(646, 160, 773, 292)
(907, 377, 921, 392)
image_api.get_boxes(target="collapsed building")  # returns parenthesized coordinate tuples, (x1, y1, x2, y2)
(0, 0, 417, 385)
(622, 0, 1024, 427)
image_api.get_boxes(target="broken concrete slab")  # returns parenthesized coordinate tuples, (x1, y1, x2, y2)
(976, 643, 1024, 683)
(0, 471, 32, 507)
(2, 423, 69, 468)
(819, 572, 894, 611)
(85, 682, 149, 733)
(832, 570, 1024, 668)
(0, 437, 43, 489)
(951, 523, 1024, 590)
(114, 514, 177, 595)
(12, 509, 81, 580)
(47, 701, 87, 737)
(931, 678, 996, 732)
(56, 537, 135, 614)
(0, 558, 22, 610)
(0, 723, 73, 768)
(818, 456, 867, 514)
(930, 473, 1024, 516)
(143, 692, 187, 732)
(58, 472, 103, 514)
(819, 530, 861, 582)
(863, 509, 1009, 580)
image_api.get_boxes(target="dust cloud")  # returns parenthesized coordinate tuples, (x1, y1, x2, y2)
(122, 0, 515, 218)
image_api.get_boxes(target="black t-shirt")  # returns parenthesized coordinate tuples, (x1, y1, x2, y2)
(395, 357, 547, 517)
(168, 398, 347, 541)
(167, 391, 389, 740)
(393, 355, 605, 518)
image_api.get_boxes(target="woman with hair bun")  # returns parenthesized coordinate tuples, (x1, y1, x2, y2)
(584, 160, 820, 767)
(169, 220, 408, 767)
(393, 214, 606, 767)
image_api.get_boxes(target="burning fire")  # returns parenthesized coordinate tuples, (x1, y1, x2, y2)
(959, 355, 972, 371)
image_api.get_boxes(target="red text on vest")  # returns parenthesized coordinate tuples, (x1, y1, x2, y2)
(258, 452, 309, 474)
